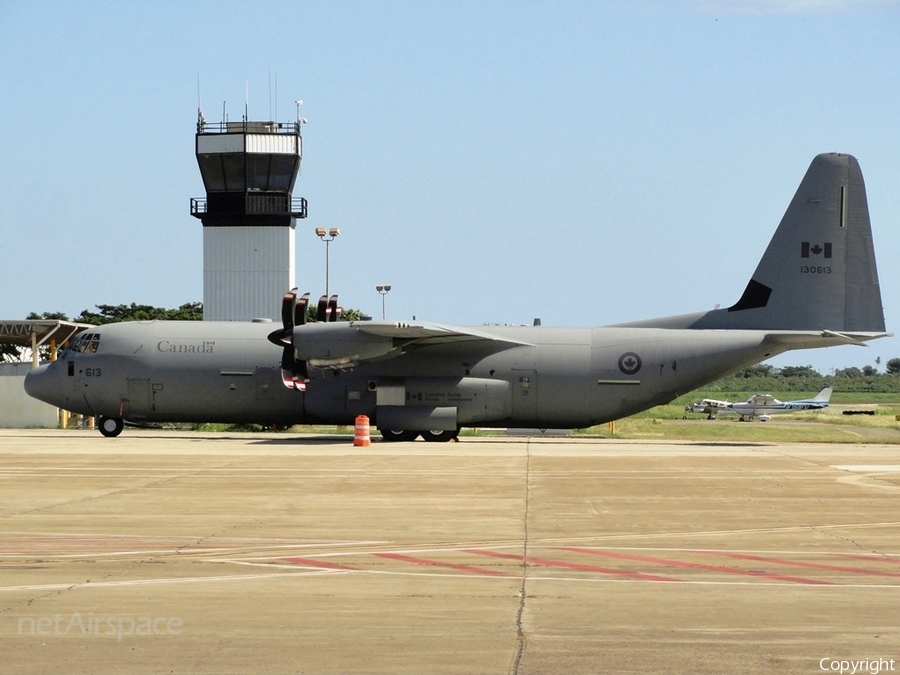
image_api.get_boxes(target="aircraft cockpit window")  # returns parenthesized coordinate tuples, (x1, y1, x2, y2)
(68, 333, 101, 354)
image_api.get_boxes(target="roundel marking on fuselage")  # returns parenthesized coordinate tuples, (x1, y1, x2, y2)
(618, 352, 642, 375)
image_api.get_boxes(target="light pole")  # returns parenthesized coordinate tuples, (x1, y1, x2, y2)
(376, 284, 392, 319)
(315, 227, 340, 298)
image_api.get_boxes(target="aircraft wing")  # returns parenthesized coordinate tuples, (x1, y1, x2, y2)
(293, 320, 534, 370)
(351, 320, 536, 346)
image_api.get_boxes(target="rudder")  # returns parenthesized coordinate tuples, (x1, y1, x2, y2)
(695, 153, 885, 332)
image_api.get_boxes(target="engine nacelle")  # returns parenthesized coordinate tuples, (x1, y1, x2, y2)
(292, 323, 398, 369)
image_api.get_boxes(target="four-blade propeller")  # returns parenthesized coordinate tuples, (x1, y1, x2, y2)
(267, 288, 341, 391)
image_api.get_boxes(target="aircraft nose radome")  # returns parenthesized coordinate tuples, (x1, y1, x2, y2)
(23, 364, 61, 405)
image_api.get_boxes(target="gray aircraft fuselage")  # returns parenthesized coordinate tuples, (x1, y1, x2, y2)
(31, 319, 792, 429)
(22, 153, 890, 438)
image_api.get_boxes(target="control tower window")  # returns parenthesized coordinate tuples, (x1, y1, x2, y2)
(270, 155, 299, 191)
(247, 155, 271, 190)
(197, 154, 226, 192)
(222, 155, 245, 192)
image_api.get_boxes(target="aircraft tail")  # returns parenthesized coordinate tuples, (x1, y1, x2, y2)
(698, 153, 885, 332)
(623, 154, 887, 338)
(811, 386, 833, 403)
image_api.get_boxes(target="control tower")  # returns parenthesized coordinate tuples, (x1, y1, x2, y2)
(191, 110, 307, 321)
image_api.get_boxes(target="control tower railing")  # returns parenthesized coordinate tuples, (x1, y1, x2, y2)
(190, 195, 308, 219)
(197, 119, 303, 135)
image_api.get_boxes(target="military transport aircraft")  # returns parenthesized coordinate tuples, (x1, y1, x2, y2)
(687, 387, 833, 421)
(24, 153, 889, 441)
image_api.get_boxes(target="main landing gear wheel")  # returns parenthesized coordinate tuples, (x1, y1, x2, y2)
(379, 429, 420, 442)
(98, 416, 124, 438)
(420, 430, 459, 443)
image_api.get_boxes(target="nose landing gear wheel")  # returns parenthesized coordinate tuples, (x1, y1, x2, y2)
(98, 416, 124, 437)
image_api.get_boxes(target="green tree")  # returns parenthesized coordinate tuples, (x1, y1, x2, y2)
(74, 302, 203, 325)
(738, 364, 774, 378)
(779, 365, 821, 378)
(887, 358, 900, 375)
(340, 308, 365, 321)
(27, 311, 70, 321)
(305, 305, 365, 323)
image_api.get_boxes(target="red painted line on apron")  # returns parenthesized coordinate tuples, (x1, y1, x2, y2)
(374, 552, 512, 577)
(697, 551, 900, 579)
(556, 547, 831, 585)
(464, 549, 681, 582)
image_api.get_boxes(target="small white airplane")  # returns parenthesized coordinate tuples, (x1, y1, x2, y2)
(687, 397, 732, 419)
(687, 387, 833, 421)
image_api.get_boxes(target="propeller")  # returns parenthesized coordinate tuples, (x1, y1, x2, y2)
(328, 295, 341, 321)
(267, 288, 310, 391)
(315, 295, 341, 322)
(268, 289, 342, 390)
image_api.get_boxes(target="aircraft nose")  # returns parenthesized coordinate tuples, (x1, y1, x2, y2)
(23, 363, 62, 405)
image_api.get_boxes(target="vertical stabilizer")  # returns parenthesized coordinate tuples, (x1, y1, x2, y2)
(811, 387, 833, 403)
(693, 153, 885, 331)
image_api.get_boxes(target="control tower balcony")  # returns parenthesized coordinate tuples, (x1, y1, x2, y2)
(190, 194, 308, 219)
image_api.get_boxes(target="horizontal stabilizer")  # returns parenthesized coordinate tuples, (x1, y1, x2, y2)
(763, 330, 892, 349)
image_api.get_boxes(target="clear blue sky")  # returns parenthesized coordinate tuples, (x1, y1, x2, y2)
(1, 0, 898, 374)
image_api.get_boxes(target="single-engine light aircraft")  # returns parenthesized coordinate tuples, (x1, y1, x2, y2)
(687, 386, 833, 421)
(24, 154, 889, 441)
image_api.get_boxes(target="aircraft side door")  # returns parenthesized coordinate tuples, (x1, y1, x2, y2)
(125, 378, 150, 421)
(511, 368, 537, 422)
(65, 359, 85, 409)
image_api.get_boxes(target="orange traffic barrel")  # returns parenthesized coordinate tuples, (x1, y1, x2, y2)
(353, 415, 371, 447)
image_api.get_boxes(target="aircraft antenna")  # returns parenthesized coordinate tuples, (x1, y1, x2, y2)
(196, 71, 205, 132)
